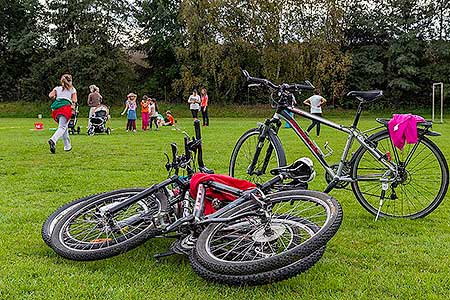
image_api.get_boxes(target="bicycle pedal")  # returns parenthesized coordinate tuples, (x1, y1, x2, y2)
(154, 249, 177, 261)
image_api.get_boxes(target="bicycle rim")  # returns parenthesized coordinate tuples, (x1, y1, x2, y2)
(56, 191, 161, 253)
(204, 216, 315, 264)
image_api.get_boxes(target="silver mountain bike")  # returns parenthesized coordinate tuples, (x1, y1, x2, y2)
(229, 70, 448, 219)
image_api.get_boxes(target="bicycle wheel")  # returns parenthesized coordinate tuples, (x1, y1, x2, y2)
(351, 130, 449, 218)
(50, 189, 166, 260)
(41, 188, 144, 247)
(193, 190, 342, 275)
(229, 127, 286, 183)
(189, 243, 326, 286)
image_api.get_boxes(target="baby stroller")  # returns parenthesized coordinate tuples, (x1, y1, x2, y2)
(68, 104, 81, 135)
(87, 104, 111, 136)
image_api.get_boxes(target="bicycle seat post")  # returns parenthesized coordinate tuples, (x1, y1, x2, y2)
(352, 102, 364, 128)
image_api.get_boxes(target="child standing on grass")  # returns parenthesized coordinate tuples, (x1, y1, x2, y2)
(121, 93, 137, 132)
(149, 98, 159, 130)
(48, 74, 77, 154)
(303, 89, 327, 137)
(141, 95, 150, 130)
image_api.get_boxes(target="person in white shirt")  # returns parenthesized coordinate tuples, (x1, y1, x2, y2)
(48, 74, 77, 153)
(188, 89, 201, 119)
(303, 89, 327, 137)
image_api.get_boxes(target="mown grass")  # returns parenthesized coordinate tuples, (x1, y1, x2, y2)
(0, 100, 444, 119)
(0, 113, 449, 300)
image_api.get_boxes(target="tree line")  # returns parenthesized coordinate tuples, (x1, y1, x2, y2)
(1, 0, 449, 108)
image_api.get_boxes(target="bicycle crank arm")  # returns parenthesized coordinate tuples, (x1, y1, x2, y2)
(114, 213, 149, 230)
(164, 215, 194, 233)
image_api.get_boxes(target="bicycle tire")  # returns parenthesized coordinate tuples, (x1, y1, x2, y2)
(193, 190, 342, 275)
(41, 188, 144, 247)
(229, 127, 286, 183)
(351, 130, 449, 218)
(50, 189, 165, 261)
(189, 245, 326, 286)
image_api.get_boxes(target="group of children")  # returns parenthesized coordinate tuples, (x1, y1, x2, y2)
(121, 93, 175, 132)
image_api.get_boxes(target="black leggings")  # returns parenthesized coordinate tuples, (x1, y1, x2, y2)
(306, 113, 322, 136)
(150, 116, 158, 129)
(191, 109, 199, 118)
(201, 106, 209, 125)
(126, 120, 136, 131)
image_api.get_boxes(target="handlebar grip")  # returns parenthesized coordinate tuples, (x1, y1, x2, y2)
(194, 119, 201, 140)
(170, 143, 178, 162)
(291, 82, 315, 91)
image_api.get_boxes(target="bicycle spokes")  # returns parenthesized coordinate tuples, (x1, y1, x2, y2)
(353, 133, 447, 218)
(234, 134, 280, 183)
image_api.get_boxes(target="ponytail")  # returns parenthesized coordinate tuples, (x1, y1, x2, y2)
(60, 74, 73, 91)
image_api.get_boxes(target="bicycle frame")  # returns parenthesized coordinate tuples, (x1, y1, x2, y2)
(267, 103, 398, 193)
(101, 118, 283, 233)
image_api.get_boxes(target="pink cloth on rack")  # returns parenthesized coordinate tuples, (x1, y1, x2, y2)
(388, 114, 426, 150)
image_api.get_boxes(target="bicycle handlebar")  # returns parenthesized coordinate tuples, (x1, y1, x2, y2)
(242, 70, 315, 92)
(167, 120, 213, 175)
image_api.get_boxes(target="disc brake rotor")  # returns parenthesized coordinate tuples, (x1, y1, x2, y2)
(252, 224, 286, 243)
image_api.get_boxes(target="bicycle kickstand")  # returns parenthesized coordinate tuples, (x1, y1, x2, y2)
(375, 182, 389, 221)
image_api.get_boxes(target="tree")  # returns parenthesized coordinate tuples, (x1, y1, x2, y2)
(0, 0, 44, 101)
(46, 0, 133, 50)
(21, 0, 137, 102)
(134, 0, 183, 101)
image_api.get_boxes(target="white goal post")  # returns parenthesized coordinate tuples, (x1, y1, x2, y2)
(432, 82, 444, 123)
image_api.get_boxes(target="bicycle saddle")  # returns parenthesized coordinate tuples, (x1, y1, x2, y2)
(270, 158, 316, 182)
(347, 90, 383, 102)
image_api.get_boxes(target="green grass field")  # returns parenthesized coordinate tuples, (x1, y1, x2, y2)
(0, 115, 449, 300)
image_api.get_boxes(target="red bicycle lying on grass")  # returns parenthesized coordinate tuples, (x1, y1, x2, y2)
(43, 121, 342, 286)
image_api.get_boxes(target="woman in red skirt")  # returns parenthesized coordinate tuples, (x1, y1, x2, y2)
(48, 74, 78, 153)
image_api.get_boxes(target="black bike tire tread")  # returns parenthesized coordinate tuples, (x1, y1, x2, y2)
(351, 130, 449, 219)
(49, 190, 162, 261)
(41, 193, 100, 247)
(189, 245, 326, 286)
(193, 190, 343, 275)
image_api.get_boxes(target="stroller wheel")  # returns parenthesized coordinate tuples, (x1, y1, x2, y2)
(77, 126, 80, 134)
(106, 128, 111, 135)
(87, 128, 94, 136)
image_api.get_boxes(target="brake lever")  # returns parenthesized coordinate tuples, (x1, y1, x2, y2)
(305, 80, 315, 89)
(164, 153, 171, 171)
(248, 83, 262, 88)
